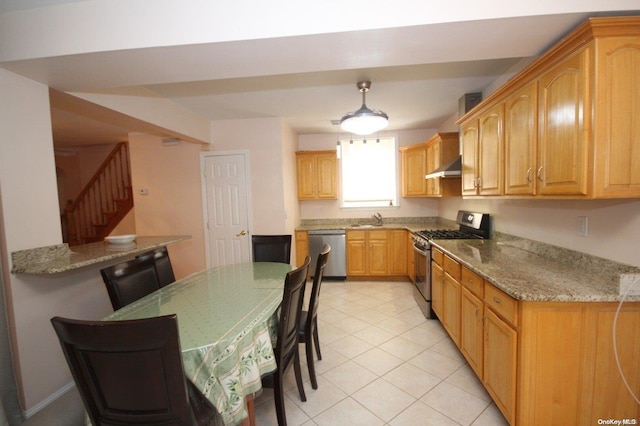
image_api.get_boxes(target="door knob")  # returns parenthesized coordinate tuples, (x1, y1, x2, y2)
(236, 230, 247, 237)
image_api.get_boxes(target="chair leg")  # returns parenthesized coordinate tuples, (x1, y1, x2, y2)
(273, 371, 287, 426)
(305, 337, 318, 390)
(294, 349, 307, 402)
(313, 318, 322, 361)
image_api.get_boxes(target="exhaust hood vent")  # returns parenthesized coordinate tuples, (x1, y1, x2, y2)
(425, 155, 462, 179)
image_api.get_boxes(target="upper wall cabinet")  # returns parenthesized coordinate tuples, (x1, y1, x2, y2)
(296, 150, 337, 200)
(459, 16, 640, 199)
(400, 132, 460, 197)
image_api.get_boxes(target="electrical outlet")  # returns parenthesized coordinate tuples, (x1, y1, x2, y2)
(619, 274, 640, 296)
(577, 216, 588, 237)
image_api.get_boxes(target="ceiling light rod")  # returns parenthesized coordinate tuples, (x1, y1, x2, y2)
(340, 81, 389, 136)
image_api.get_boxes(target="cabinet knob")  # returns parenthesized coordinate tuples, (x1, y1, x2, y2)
(536, 166, 544, 182)
(526, 167, 532, 183)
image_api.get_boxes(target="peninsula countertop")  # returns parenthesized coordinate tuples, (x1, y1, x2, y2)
(11, 235, 190, 275)
(431, 235, 640, 303)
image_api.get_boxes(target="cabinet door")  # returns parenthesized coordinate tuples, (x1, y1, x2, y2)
(368, 238, 389, 275)
(478, 104, 504, 196)
(460, 288, 484, 379)
(402, 145, 428, 196)
(316, 154, 337, 199)
(346, 239, 367, 276)
(538, 48, 589, 195)
(426, 141, 441, 196)
(389, 230, 407, 275)
(484, 308, 517, 425)
(295, 231, 308, 267)
(594, 38, 640, 197)
(431, 261, 444, 319)
(461, 121, 479, 195)
(407, 236, 416, 282)
(296, 155, 316, 199)
(442, 273, 461, 346)
(505, 81, 538, 195)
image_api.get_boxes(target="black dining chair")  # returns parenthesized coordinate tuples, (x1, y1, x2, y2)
(99, 256, 161, 310)
(262, 256, 310, 426)
(136, 245, 176, 287)
(298, 243, 330, 390)
(251, 234, 292, 264)
(50, 314, 217, 426)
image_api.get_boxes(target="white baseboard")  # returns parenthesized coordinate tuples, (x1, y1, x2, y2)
(23, 381, 76, 419)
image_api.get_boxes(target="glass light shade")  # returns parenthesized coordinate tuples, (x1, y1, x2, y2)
(340, 106, 389, 135)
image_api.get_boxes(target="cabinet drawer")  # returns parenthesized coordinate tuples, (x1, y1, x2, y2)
(443, 255, 461, 280)
(485, 283, 518, 327)
(461, 267, 483, 298)
(347, 230, 366, 240)
(431, 247, 444, 266)
(368, 230, 388, 240)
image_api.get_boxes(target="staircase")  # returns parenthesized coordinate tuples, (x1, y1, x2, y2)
(62, 142, 133, 246)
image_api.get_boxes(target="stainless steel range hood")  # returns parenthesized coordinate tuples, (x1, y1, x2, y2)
(425, 155, 462, 179)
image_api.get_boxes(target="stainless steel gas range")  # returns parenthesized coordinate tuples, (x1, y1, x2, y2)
(411, 210, 491, 319)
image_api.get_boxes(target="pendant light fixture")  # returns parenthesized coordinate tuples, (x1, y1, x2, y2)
(340, 81, 389, 136)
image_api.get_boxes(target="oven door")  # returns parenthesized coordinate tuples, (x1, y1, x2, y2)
(412, 242, 433, 319)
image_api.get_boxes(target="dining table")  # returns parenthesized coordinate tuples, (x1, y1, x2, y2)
(102, 261, 294, 425)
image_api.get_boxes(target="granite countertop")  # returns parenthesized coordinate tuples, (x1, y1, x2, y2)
(11, 235, 190, 275)
(296, 217, 457, 234)
(431, 235, 640, 303)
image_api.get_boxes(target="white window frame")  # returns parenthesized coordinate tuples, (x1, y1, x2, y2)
(338, 136, 399, 210)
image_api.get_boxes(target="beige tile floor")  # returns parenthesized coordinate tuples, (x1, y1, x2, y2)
(254, 280, 509, 426)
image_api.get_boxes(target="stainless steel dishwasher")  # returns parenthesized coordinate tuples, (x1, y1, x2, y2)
(308, 229, 346, 280)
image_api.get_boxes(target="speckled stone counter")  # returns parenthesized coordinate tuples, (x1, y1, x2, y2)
(296, 216, 457, 233)
(11, 235, 190, 275)
(431, 233, 640, 303)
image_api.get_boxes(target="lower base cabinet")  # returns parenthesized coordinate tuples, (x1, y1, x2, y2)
(431, 250, 640, 425)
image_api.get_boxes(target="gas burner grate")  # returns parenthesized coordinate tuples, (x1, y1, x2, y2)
(418, 229, 483, 240)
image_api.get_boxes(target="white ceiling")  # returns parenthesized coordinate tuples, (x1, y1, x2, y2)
(1, 2, 638, 148)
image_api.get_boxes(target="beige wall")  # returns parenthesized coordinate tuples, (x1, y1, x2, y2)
(128, 134, 206, 278)
(0, 68, 114, 415)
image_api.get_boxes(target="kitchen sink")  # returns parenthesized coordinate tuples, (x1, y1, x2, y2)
(349, 224, 382, 228)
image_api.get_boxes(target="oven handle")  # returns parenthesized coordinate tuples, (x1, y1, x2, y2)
(412, 243, 429, 256)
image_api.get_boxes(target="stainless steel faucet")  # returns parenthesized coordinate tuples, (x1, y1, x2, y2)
(373, 212, 383, 226)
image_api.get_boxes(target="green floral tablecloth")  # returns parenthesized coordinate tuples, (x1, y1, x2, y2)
(104, 262, 292, 425)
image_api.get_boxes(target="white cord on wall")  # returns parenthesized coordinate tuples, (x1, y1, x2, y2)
(612, 281, 640, 406)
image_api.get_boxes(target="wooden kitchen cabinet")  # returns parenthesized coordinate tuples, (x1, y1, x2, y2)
(296, 151, 337, 200)
(400, 132, 461, 198)
(294, 230, 308, 267)
(461, 105, 503, 196)
(504, 81, 538, 195)
(431, 261, 444, 318)
(407, 233, 415, 283)
(388, 230, 407, 276)
(484, 306, 517, 424)
(537, 48, 589, 196)
(442, 255, 462, 346)
(459, 268, 484, 379)
(399, 143, 428, 197)
(458, 17, 640, 199)
(346, 229, 388, 276)
(425, 132, 461, 197)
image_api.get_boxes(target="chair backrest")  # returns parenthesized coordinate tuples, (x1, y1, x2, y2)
(50, 315, 195, 426)
(100, 257, 161, 310)
(274, 257, 310, 368)
(136, 246, 176, 287)
(252, 234, 292, 264)
(308, 244, 331, 325)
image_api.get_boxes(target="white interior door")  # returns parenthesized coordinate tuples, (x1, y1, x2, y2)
(201, 152, 252, 267)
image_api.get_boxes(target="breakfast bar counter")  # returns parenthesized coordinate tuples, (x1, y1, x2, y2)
(10, 235, 190, 275)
